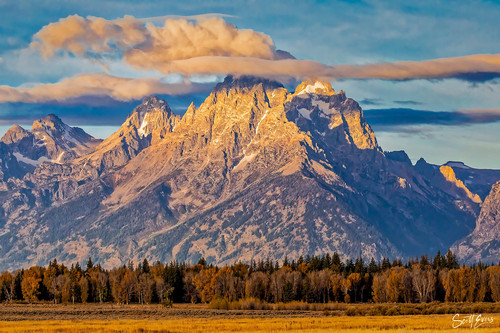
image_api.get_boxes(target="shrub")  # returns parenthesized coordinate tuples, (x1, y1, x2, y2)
(345, 308, 357, 316)
(208, 297, 229, 310)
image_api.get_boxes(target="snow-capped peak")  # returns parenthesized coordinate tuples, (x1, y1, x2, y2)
(295, 80, 336, 96)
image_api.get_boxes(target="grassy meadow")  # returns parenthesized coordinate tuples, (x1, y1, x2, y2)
(0, 303, 499, 332)
(1, 315, 500, 332)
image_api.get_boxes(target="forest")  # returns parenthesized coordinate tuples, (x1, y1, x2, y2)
(1, 250, 499, 306)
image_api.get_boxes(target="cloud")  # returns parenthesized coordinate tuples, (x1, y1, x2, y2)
(330, 54, 500, 82)
(31, 14, 500, 83)
(359, 98, 383, 106)
(31, 15, 278, 62)
(393, 100, 423, 106)
(138, 13, 237, 25)
(0, 73, 211, 103)
(364, 108, 500, 130)
(31, 15, 150, 59)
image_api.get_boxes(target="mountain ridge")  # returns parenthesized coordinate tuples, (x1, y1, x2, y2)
(0, 76, 496, 270)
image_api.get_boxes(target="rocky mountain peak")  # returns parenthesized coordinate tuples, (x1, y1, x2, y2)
(385, 150, 413, 165)
(125, 96, 177, 141)
(1, 124, 31, 145)
(286, 81, 379, 151)
(32, 113, 66, 132)
(131, 95, 173, 125)
(1, 114, 100, 165)
(81, 96, 180, 172)
(294, 79, 336, 96)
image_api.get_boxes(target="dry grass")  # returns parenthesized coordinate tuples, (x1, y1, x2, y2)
(1, 314, 499, 332)
(208, 299, 500, 316)
(0, 304, 499, 332)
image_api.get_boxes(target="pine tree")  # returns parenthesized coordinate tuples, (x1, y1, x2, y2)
(446, 250, 459, 269)
(368, 258, 378, 274)
(142, 259, 150, 274)
(331, 252, 343, 273)
(86, 258, 94, 272)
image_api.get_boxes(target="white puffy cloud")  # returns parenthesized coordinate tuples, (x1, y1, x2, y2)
(31, 15, 278, 62)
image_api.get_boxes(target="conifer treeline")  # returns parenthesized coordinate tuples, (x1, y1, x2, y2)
(1, 250, 499, 305)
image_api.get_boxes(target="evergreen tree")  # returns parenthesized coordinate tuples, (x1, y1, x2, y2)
(420, 254, 430, 266)
(446, 249, 459, 269)
(354, 257, 365, 274)
(197, 257, 207, 267)
(331, 252, 343, 273)
(345, 259, 355, 275)
(142, 259, 150, 274)
(86, 258, 94, 272)
(381, 258, 391, 270)
(368, 258, 378, 274)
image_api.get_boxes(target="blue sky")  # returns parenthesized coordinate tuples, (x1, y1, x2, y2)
(1, 0, 500, 168)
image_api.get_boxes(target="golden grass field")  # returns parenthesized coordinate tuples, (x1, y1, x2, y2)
(0, 304, 498, 332)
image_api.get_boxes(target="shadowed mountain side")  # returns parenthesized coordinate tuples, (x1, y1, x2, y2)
(452, 181, 500, 263)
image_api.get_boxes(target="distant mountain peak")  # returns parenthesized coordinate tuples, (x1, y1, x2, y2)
(32, 113, 66, 131)
(295, 79, 336, 96)
(445, 161, 471, 169)
(2, 114, 101, 165)
(1, 124, 30, 145)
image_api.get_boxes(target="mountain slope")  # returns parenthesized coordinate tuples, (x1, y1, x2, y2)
(443, 161, 500, 200)
(451, 181, 500, 263)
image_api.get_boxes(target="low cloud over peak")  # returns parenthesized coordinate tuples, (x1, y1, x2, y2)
(0, 73, 212, 103)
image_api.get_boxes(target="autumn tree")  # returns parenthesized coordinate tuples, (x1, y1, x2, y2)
(372, 272, 387, 303)
(137, 272, 155, 304)
(458, 266, 476, 302)
(182, 270, 199, 303)
(487, 266, 500, 302)
(307, 269, 331, 303)
(330, 272, 344, 302)
(410, 264, 435, 302)
(193, 267, 217, 303)
(245, 271, 270, 301)
(0, 271, 15, 302)
(386, 267, 408, 302)
(21, 266, 43, 303)
(346, 273, 361, 303)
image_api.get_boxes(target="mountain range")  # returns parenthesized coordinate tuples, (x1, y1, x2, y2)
(0, 76, 498, 270)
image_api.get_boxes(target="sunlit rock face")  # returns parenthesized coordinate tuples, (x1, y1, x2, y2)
(0, 76, 491, 270)
(79, 95, 180, 172)
(439, 165, 481, 203)
(286, 79, 378, 151)
(452, 181, 500, 263)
